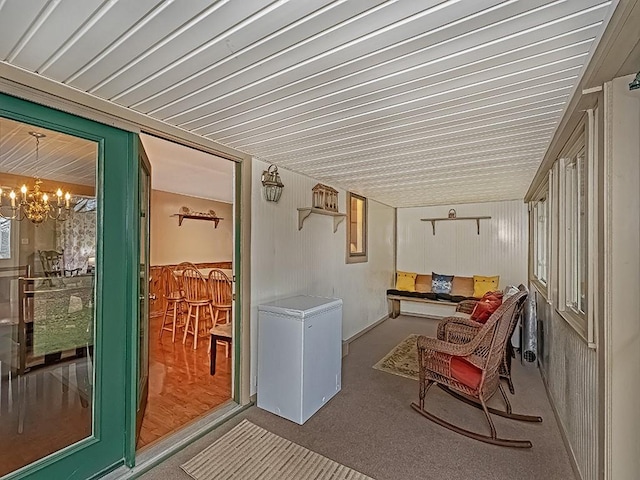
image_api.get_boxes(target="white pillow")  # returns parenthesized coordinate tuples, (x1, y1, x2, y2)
(503, 285, 519, 300)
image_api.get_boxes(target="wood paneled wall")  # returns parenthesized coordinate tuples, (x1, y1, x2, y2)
(534, 284, 598, 480)
(396, 200, 528, 317)
(149, 261, 232, 317)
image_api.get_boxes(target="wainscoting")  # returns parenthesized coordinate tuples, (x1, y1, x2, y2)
(149, 261, 232, 318)
(534, 285, 598, 480)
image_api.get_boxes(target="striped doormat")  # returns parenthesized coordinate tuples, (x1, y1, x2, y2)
(181, 420, 373, 480)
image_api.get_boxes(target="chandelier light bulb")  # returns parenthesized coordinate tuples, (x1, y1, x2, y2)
(42, 193, 48, 203)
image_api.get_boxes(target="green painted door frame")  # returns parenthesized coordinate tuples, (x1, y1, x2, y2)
(0, 93, 137, 480)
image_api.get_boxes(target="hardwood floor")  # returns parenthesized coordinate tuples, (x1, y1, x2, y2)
(137, 315, 232, 449)
(0, 359, 92, 477)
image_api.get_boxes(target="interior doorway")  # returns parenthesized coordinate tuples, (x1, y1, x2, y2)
(136, 133, 236, 450)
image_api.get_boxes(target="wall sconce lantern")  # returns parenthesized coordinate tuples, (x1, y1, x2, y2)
(261, 164, 284, 202)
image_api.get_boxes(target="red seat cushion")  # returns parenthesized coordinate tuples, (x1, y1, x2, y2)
(450, 357, 483, 390)
(470, 291, 503, 323)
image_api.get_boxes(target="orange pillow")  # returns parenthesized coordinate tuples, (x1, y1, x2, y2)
(470, 292, 503, 323)
(450, 357, 482, 389)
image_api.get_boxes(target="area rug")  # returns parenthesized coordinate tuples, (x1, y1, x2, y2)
(372, 334, 420, 381)
(181, 419, 374, 480)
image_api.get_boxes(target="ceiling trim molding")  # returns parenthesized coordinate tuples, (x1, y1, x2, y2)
(0, 62, 250, 163)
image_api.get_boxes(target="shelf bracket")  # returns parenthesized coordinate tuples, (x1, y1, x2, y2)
(298, 208, 313, 231)
(332, 214, 346, 233)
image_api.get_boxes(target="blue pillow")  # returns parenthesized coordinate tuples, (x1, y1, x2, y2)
(432, 272, 454, 294)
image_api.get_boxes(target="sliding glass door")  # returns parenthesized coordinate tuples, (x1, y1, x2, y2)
(0, 93, 135, 479)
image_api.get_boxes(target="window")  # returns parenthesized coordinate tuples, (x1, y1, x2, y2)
(346, 192, 367, 263)
(532, 197, 548, 285)
(563, 149, 587, 316)
(556, 117, 592, 342)
(0, 218, 10, 259)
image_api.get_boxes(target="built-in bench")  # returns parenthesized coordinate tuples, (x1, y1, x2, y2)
(387, 273, 476, 318)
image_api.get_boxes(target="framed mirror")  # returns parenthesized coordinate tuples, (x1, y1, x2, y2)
(346, 192, 367, 264)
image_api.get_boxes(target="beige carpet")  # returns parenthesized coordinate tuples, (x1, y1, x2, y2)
(372, 333, 419, 380)
(181, 419, 374, 480)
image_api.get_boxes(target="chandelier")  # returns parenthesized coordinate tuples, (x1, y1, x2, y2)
(0, 132, 72, 224)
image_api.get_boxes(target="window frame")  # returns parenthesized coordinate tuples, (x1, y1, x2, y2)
(556, 115, 596, 345)
(346, 192, 368, 264)
(532, 195, 549, 287)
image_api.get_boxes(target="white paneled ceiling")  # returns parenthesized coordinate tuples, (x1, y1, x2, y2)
(0, 116, 97, 186)
(0, 0, 614, 207)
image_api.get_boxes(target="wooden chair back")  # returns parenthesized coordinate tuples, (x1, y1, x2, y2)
(476, 291, 528, 397)
(38, 250, 64, 276)
(175, 261, 197, 271)
(160, 266, 182, 299)
(208, 269, 232, 307)
(181, 267, 209, 303)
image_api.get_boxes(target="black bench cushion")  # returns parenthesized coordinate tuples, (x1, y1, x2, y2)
(386, 289, 473, 303)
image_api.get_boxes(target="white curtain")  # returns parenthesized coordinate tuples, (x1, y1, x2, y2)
(56, 211, 96, 272)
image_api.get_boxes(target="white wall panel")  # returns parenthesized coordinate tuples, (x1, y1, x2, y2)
(250, 159, 394, 395)
(604, 75, 640, 480)
(534, 285, 598, 480)
(397, 200, 528, 287)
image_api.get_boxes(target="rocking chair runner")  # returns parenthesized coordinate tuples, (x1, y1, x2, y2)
(411, 290, 541, 448)
(436, 284, 528, 394)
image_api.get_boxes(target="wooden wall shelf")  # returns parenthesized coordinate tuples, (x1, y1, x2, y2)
(172, 213, 223, 228)
(297, 207, 346, 233)
(420, 216, 491, 235)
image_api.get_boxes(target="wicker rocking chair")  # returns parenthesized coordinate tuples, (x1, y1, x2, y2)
(436, 285, 528, 395)
(411, 290, 542, 448)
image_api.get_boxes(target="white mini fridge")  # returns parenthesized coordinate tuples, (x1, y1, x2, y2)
(257, 295, 342, 424)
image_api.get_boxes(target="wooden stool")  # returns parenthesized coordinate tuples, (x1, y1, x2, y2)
(208, 323, 232, 375)
(158, 266, 185, 342)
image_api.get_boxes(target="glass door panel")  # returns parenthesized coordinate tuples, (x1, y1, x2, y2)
(0, 116, 98, 476)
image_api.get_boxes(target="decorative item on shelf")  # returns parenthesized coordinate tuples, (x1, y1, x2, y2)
(448, 209, 457, 219)
(312, 183, 338, 212)
(172, 206, 223, 228)
(0, 132, 72, 224)
(629, 71, 640, 90)
(261, 164, 284, 202)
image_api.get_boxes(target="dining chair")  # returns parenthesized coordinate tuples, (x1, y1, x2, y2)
(158, 266, 185, 342)
(207, 269, 232, 357)
(181, 267, 214, 350)
(175, 261, 197, 272)
(208, 269, 232, 326)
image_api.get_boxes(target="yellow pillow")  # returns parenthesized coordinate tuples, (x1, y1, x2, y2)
(396, 271, 418, 292)
(473, 275, 500, 298)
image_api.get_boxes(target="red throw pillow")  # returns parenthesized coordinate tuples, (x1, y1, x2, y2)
(470, 291, 503, 323)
